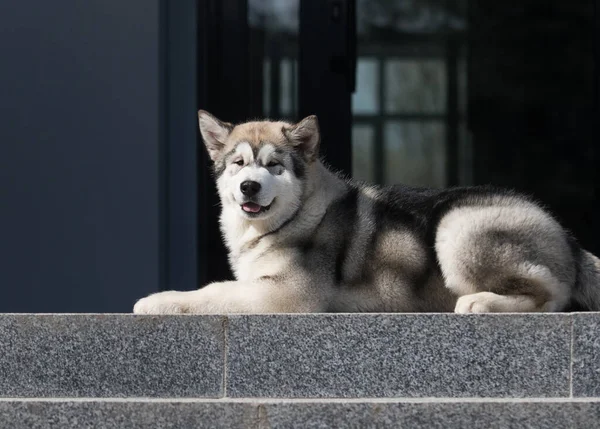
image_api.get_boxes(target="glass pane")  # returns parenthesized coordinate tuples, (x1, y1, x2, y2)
(458, 120, 472, 186)
(352, 125, 375, 182)
(262, 59, 271, 117)
(384, 121, 446, 188)
(384, 59, 447, 114)
(280, 59, 297, 116)
(354, 0, 467, 186)
(458, 52, 468, 117)
(352, 59, 379, 115)
(357, 0, 466, 34)
(249, 0, 299, 120)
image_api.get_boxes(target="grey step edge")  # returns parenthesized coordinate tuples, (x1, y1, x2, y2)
(0, 313, 599, 399)
(1, 399, 600, 429)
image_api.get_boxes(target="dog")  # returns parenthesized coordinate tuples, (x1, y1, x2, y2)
(133, 111, 600, 314)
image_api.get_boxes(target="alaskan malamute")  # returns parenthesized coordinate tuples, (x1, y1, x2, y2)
(133, 111, 600, 314)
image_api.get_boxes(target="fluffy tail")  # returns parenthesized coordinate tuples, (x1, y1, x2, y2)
(572, 250, 600, 311)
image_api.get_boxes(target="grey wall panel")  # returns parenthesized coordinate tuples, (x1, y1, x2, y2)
(0, 1, 163, 312)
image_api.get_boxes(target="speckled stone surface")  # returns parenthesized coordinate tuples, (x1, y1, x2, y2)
(0, 401, 255, 429)
(0, 315, 224, 397)
(572, 313, 600, 397)
(260, 401, 600, 429)
(1, 400, 599, 429)
(227, 314, 570, 398)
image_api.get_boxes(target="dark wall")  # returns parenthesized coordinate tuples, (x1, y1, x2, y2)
(0, 1, 164, 312)
(468, 1, 598, 254)
(166, 0, 199, 291)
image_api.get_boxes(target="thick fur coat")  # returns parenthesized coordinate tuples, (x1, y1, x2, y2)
(133, 112, 600, 314)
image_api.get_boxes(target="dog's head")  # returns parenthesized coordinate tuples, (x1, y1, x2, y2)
(198, 110, 320, 222)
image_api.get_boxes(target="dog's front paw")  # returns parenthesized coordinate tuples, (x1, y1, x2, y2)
(133, 291, 191, 315)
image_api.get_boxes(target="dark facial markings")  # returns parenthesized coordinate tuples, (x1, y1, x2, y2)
(213, 160, 227, 177)
(255, 144, 288, 175)
(290, 152, 306, 178)
(212, 146, 240, 177)
(213, 141, 299, 177)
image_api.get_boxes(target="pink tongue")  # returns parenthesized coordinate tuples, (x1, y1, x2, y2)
(242, 202, 261, 213)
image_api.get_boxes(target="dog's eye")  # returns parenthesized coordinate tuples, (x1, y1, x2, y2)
(234, 160, 244, 166)
(267, 161, 280, 167)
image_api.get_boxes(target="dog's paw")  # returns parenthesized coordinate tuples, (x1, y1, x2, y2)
(454, 292, 495, 314)
(133, 292, 191, 315)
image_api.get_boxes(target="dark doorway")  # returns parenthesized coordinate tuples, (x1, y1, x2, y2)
(193, 0, 599, 287)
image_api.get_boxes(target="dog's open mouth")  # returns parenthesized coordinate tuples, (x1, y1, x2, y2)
(241, 201, 272, 215)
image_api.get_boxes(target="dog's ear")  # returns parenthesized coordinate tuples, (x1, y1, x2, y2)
(283, 115, 320, 161)
(198, 110, 234, 161)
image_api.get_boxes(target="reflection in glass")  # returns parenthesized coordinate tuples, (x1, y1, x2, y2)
(352, 0, 468, 187)
(249, 0, 299, 120)
(384, 121, 446, 188)
(352, 59, 379, 115)
(385, 59, 447, 114)
(352, 125, 375, 182)
(279, 59, 297, 116)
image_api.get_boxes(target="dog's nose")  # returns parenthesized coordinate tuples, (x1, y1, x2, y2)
(240, 180, 261, 197)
